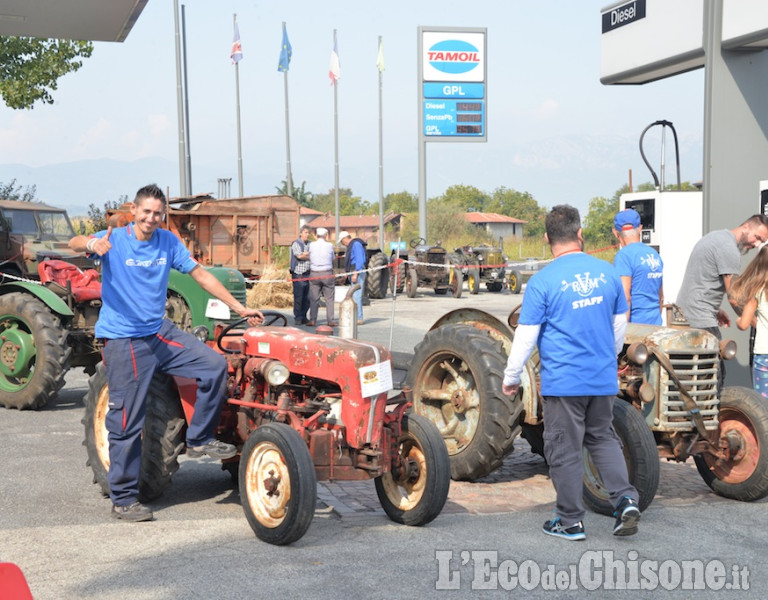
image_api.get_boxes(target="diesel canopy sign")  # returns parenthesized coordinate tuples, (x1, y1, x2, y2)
(602, 0, 646, 34)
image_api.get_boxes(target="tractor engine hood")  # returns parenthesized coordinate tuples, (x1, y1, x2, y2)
(625, 323, 722, 354)
(241, 327, 391, 398)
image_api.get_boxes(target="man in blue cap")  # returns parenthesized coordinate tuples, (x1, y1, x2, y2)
(612, 208, 664, 325)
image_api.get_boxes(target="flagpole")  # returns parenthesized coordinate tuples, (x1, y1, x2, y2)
(332, 29, 340, 241)
(377, 36, 384, 251)
(181, 4, 192, 194)
(234, 13, 244, 197)
(173, 0, 187, 196)
(281, 22, 293, 198)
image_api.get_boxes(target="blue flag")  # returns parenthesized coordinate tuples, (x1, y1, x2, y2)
(231, 20, 243, 64)
(278, 23, 292, 72)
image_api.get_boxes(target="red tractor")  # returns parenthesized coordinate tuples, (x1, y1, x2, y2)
(83, 313, 450, 545)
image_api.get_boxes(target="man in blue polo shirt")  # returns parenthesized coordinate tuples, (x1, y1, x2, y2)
(69, 184, 264, 522)
(502, 204, 640, 540)
(612, 208, 664, 325)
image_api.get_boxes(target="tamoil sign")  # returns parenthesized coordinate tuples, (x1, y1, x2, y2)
(419, 27, 487, 141)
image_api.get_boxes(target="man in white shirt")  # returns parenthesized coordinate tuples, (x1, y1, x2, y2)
(307, 227, 337, 327)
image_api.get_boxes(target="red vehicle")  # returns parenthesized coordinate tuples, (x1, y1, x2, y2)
(83, 314, 450, 545)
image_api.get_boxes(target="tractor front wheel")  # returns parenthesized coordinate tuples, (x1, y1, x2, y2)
(508, 270, 522, 294)
(694, 386, 768, 502)
(239, 423, 317, 545)
(467, 267, 480, 295)
(406, 269, 418, 298)
(376, 414, 450, 526)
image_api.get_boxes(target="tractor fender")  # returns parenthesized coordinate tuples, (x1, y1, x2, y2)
(0, 282, 74, 318)
(426, 308, 540, 426)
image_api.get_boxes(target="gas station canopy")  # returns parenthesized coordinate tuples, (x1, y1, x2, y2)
(0, 0, 147, 42)
(601, 0, 768, 85)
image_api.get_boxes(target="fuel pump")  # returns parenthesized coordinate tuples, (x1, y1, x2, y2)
(619, 120, 703, 306)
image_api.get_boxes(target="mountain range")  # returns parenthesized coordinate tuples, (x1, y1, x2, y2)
(0, 133, 703, 218)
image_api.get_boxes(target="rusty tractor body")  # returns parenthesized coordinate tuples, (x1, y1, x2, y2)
(406, 307, 768, 515)
(107, 194, 299, 278)
(82, 315, 450, 545)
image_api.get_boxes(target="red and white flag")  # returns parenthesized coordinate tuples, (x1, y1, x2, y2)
(231, 20, 243, 64)
(328, 37, 340, 85)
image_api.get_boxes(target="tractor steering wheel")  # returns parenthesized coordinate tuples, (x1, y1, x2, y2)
(410, 237, 426, 248)
(216, 311, 288, 354)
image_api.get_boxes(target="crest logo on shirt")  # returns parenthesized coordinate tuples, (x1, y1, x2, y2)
(641, 253, 662, 271)
(125, 258, 167, 268)
(561, 272, 607, 297)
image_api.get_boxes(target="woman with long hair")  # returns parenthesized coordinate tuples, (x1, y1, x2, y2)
(731, 244, 768, 398)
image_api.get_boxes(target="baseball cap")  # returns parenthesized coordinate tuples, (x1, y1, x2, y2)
(315, 227, 328, 236)
(614, 209, 641, 231)
(338, 230, 351, 242)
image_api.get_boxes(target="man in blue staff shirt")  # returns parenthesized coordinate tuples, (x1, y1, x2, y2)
(612, 208, 664, 325)
(502, 205, 641, 540)
(69, 183, 264, 523)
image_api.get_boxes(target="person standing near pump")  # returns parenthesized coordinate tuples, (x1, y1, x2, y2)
(338, 230, 366, 325)
(307, 227, 337, 327)
(611, 208, 664, 325)
(730, 244, 768, 397)
(69, 183, 264, 523)
(501, 204, 640, 540)
(290, 225, 311, 326)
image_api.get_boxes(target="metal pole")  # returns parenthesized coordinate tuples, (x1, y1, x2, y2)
(181, 5, 192, 194)
(416, 28, 427, 241)
(378, 35, 385, 251)
(333, 29, 341, 242)
(282, 22, 293, 198)
(234, 14, 244, 198)
(173, 0, 186, 196)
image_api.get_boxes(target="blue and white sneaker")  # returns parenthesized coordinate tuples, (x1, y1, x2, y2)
(613, 496, 641, 536)
(542, 517, 586, 541)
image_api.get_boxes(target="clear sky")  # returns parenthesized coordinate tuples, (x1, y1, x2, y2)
(0, 0, 705, 214)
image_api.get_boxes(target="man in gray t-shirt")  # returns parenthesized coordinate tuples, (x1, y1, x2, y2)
(677, 215, 768, 333)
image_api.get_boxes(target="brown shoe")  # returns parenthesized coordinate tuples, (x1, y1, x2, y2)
(357, 319, 364, 325)
(328, 321, 338, 327)
(305, 320, 316, 326)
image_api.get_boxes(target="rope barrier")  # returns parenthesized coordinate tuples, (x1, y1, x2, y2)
(250, 244, 620, 285)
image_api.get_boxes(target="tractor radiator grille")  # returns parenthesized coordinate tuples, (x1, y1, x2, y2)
(659, 349, 720, 430)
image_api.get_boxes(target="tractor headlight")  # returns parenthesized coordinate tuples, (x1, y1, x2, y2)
(262, 360, 290, 386)
(626, 342, 648, 365)
(192, 325, 209, 343)
(720, 339, 737, 360)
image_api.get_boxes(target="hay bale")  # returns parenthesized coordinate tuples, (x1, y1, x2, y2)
(247, 264, 295, 309)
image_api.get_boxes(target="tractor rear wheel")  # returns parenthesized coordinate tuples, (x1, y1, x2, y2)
(82, 363, 186, 502)
(582, 398, 659, 515)
(694, 386, 768, 502)
(0, 292, 70, 410)
(407, 324, 522, 480)
(376, 414, 450, 526)
(239, 423, 317, 545)
(366, 252, 389, 299)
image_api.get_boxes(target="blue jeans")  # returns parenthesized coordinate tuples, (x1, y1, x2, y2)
(353, 272, 365, 320)
(102, 320, 228, 505)
(753, 354, 768, 399)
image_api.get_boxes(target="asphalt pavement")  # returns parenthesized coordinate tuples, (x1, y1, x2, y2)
(1, 284, 767, 599)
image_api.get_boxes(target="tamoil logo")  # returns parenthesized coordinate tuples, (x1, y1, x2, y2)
(427, 40, 480, 74)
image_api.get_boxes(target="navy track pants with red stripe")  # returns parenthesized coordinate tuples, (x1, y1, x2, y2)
(102, 319, 227, 506)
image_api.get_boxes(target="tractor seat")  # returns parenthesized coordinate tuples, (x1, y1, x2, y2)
(38, 259, 102, 302)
